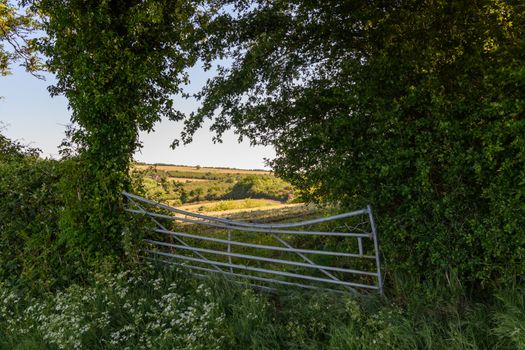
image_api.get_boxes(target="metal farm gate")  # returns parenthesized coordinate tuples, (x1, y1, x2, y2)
(123, 192, 383, 296)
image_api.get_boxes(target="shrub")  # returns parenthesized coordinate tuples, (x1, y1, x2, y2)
(0, 133, 143, 290)
(227, 175, 293, 202)
(0, 134, 65, 289)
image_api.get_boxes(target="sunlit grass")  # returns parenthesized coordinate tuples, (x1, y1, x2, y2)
(179, 198, 281, 213)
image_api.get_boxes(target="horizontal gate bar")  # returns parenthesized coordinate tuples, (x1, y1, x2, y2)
(126, 209, 371, 237)
(123, 191, 368, 228)
(148, 257, 347, 294)
(191, 272, 278, 293)
(153, 228, 376, 259)
(144, 256, 280, 292)
(144, 239, 378, 276)
(127, 197, 225, 273)
(143, 249, 378, 290)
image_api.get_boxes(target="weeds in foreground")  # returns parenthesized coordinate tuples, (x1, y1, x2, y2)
(1, 265, 524, 350)
(0, 267, 225, 350)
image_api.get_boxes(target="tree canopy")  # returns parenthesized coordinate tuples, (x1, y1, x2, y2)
(181, 0, 525, 291)
(0, 0, 40, 76)
(30, 0, 210, 255)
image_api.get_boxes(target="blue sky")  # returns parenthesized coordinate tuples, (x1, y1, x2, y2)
(0, 63, 275, 169)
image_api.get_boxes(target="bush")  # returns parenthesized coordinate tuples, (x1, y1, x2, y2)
(0, 135, 65, 289)
(0, 133, 143, 290)
(227, 175, 293, 202)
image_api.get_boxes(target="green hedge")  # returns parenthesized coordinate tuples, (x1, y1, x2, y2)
(0, 136, 65, 289)
(0, 134, 142, 290)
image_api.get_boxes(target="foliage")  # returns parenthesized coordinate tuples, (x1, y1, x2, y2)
(0, 131, 65, 290)
(0, 267, 226, 350)
(135, 165, 294, 204)
(0, 126, 39, 159)
(28, 0, 210, 257)
(181, 0, 525, 293)
(0, 0, 40, 76)
(0, 132, 145, 290)
(227, 174, 293, 201)
(1, 265, 524, 349)
(494, 287, 525, 349)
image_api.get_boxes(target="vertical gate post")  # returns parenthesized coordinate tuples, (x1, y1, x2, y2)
(227, 228, 233, 273)
(367, 205, 383, 297)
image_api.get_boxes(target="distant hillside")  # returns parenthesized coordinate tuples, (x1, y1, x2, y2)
(133, 162, 271, 175)
(131, 162, 295, 206)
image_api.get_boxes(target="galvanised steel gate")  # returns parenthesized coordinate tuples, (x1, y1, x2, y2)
(123, 192, 383, 296)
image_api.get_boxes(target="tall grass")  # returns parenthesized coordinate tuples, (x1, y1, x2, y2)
(494, 287, 525, 349)
(1, 264, 523, 350)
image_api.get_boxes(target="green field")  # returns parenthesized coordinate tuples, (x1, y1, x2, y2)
(132, 163, 296, 207)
